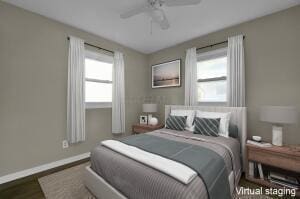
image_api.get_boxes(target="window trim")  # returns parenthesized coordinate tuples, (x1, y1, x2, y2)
(86, 78, 112, 84)
(85, 50, 113, 109)
(86, 102, 112, 109)
(85, 50, 113, 63)
(197, 47, 227, 61)
(197, 47, 228, 103)
(197, 76, 226, 83)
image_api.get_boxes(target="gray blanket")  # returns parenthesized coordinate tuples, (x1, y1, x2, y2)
(120, 134, 231, 199)
(91, 129, 241, 199)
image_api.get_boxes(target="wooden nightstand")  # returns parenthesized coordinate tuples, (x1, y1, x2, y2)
(246, 143, 300, 196)
(132, 124, 164, 134)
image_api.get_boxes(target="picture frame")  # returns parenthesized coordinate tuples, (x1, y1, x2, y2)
(152, 59, 181, 88)
(139, 115, 148, 124)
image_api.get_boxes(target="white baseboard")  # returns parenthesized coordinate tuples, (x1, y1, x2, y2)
(0, 152, 90, 185)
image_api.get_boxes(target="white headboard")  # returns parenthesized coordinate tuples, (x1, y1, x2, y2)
(165, 105, 247, 171)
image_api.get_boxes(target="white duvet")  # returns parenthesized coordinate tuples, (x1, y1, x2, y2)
(102, 140, 197, 185)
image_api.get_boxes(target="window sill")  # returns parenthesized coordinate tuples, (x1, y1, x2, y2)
(197, 102, 228, 106)
(86, 102, 112, 109)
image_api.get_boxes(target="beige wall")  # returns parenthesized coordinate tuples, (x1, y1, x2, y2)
(1, 2, 300, 177)
(0, 2, 149, 176)
(148, 5, 300, 145)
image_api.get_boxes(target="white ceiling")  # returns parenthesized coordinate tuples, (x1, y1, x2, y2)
(4, 0, 300, 54)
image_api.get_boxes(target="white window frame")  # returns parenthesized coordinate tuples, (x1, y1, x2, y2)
(85, 50, 113, 109)
(197, 47, 228, 105)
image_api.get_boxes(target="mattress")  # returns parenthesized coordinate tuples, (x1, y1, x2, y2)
(90, 129, 241, 199)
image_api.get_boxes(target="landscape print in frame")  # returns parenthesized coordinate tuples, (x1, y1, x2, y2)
(152, 59, 181, 88)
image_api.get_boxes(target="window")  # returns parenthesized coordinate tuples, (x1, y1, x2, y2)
(197, 48, 227, 103)
(85, 50, 113, 108)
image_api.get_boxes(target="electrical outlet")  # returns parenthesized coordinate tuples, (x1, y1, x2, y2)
(62, 140, 69, 149)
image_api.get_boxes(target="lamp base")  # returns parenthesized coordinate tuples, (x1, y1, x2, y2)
(148, 114, 152, 124)
(272, 125, 283, 146)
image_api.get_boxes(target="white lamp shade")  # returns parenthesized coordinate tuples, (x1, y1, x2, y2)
(143, 104, 157, 113)
(260, 106, 298, 124)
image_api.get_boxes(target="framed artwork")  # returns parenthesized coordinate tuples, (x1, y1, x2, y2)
(152, 59, 181, 88)
(139, 115, 148, 124)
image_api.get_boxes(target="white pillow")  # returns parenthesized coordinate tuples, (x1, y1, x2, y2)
(196, 110, 231, 137)
(170, 109, 195, 131)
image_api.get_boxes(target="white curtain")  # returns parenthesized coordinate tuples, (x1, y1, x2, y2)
(67, 36, 85, 143)
(112, 51, 125, 134)
(184, 47, 198, 106)
(227, 35, 245, 107)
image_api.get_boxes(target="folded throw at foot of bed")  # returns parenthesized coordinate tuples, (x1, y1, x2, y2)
(101, 140, 197, 184)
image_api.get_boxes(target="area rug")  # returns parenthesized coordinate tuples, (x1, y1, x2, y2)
(39, 162, 275, 199)
(38, 162, 95, 199)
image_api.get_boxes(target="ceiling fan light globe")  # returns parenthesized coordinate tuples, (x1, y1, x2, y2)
(153, 9, 164, 21)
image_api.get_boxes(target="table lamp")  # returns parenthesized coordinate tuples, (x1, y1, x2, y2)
(260, 106, 298, 146)
(143, 103, 158, 125)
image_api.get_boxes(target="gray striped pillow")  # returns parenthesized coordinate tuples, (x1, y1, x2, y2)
(166, 115, 187, 131)
(194, 117, 221, 137)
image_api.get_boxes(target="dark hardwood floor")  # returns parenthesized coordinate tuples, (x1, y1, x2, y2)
(0, 179, 44, 199)
(0, 159, 89, 199)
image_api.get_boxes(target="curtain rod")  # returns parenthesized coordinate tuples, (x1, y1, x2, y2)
(67, 37, 114, 54)
(196, 36, 245, 51)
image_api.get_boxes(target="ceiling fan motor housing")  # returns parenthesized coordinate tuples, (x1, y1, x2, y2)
(148, 0, 164, 8)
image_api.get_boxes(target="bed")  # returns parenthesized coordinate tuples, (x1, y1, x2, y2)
(84, 105, 247, 199)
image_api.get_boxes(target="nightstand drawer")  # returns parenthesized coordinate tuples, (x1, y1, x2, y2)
(132, 124, 164, 134)
(133, 126, 149, 134)
(247, 146, 300, 173)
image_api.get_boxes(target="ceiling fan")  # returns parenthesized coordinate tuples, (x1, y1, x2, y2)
(120, 0, 202, 30)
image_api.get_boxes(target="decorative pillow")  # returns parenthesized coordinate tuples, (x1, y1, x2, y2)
(194, 117, 221, 137)
(228, 123, 239, 138)
(166, 115, 187, 131)
(170, 109, 195, 131)
(196, 111, 231, 137)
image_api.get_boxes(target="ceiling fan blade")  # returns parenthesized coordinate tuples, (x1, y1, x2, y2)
(120, 4, 152, 19)
(164, 0, 202, 7)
